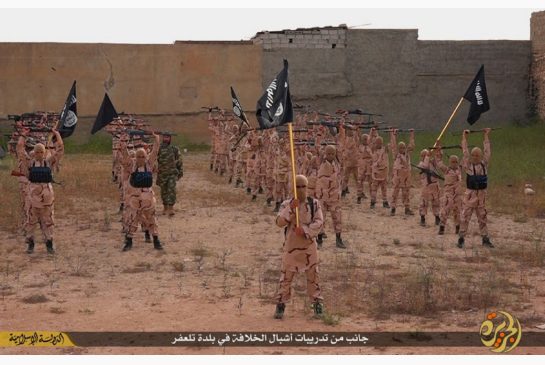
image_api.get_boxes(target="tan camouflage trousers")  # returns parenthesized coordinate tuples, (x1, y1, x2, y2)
(215, 154, 228, 174)
(19, 182, 29, 223)
(370, 179, 388, 203)
(342, 165, 358, 192)
(234, 159, 246, 184)
(251, 174, 266, 195)
(275, 265, 323, 304)
(25, 205, 54, 241)
(266, 176, 275, 201)
(391, 174, 411, 209)
(274, 181, 289, 202)
(124, 191, 158, 237)
(459, 189, 488, 237)
(440, 188, 462, 226)
(321, 200, 342, 233)
(357, 161, 371, 197)
(419, 183, 440, 216)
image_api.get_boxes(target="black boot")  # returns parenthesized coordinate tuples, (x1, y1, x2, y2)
(274, 201, 281, 213)
(274, 303, 285, 319)
(420, 215, 426, 227)
(370, 201, 376, 209)
(122, 236, 133, 252)
(144, 230, 151, 243)
(405, 207, 414, 216)
(46, 239, 55, 254)
(266, 197, 272, 207)
(246, 187, 251, 194)
(258, 187, 263, 194)
(455, 225, 460, 234)
(335, 233, 347, 249)
(438, 225, 445, 235)
(313, 301, 324, 317)
(210, 163, 213, 171)
(251, 195, 257, 201)
(435, 215, 441, 226)
(357, 196, 362, 204)
(25, 237, 35, 254)
(383, 201, 390, 208)
(482, 236, 494, 248)
(457, 236, 465, 249)
(390, 207, 396, 216)
(153, 235, 163, 250)
(316, 233, 324, 249)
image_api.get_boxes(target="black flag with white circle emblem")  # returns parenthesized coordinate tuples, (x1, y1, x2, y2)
(256, 59, 293, 130)
(230, 86, 249, 128)
(58, 80, 78, 138)
(463, 65, 490, 125)
(91, 93, 119, 134)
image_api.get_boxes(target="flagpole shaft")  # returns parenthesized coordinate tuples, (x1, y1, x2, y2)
(433, 97, 464, 149)
(288, 122, 300, 227)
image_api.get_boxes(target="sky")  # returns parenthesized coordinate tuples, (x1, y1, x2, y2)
(0, 8, 541, 44)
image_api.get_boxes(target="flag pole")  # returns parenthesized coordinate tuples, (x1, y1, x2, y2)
(432, 97, 464, 149)
(288, 122, 300, 227)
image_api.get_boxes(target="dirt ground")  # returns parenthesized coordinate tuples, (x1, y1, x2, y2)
(1, 153, 545, 355)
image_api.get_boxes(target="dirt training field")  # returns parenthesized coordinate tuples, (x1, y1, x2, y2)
(0, 153, 544, 355)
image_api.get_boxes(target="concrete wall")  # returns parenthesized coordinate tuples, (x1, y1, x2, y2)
(256, 28, 532, 130)
(0, 41, 262, 117)
(1, 15, 543, 138)
(531, 11, 545, 119)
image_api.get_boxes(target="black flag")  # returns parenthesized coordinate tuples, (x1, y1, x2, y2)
(256, 59, 293, 129)
(58, 80, 78, 138)
(230, 86, 249, 127)
(91, 93, 119, 134)
(463, 65, 490, 125)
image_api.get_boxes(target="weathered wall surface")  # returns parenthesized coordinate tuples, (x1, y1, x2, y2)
(0, 41, 262, 117)
(531, 11, 545, 119)
(1, 13, 543, 138)
(256, 27, 532, 129)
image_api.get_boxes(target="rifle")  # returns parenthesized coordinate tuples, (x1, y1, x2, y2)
(316, 112, 343, 120)
(307, 121, 340, 127)
(428, 144, 461, 150)
(13, 127, 54, 133)
(337, 109, 384, 123)
(392, 129, 424, 133)
(201, 106, 221, 113)
(293, 103, 311, 110)
(358, 126, 395, 131)
(7, 114, 22, 121)
(411, 163, 444, 181)
(451, 128, 501, 136)
(276, 127, 308, 133)
(428, 144, 477, 151)
(337, 109, 383, 117)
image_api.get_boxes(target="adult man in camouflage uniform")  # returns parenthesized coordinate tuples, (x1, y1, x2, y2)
(157, 134, 183, 216)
